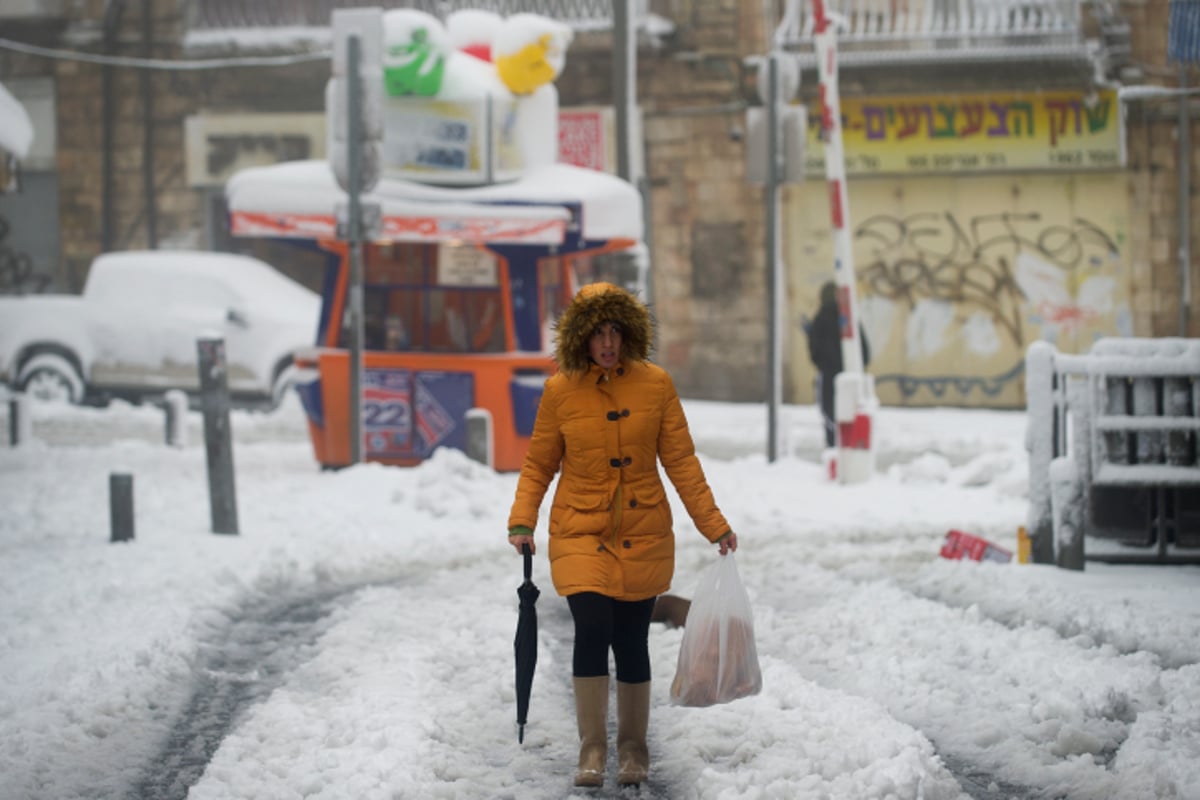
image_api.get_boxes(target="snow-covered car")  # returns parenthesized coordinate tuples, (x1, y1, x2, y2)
(0, 250, 321, 408)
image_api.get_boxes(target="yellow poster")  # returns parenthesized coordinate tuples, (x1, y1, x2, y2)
(804, 89, 1124, 176)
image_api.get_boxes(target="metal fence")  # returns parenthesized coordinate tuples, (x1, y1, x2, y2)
(1026, 338, 1200, 568)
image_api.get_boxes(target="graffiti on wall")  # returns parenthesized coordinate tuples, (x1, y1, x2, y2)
(785, 174, 1131, 407)
(880, 359, 1027, 401)
(857, 210, 1121, 348)
(855, 210, 1123, 401)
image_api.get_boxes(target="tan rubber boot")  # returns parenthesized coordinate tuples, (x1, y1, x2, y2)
(573, 676, 609, 787)
(616, 680, 650, 786)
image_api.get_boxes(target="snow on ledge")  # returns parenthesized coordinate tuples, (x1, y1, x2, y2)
(0, 81, 33, 159)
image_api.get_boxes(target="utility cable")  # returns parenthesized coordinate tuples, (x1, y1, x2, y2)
(0, 36, 331, 70)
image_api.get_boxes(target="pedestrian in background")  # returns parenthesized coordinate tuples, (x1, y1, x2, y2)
(507, 282, 737, 788)
(805, 280, 870, 448)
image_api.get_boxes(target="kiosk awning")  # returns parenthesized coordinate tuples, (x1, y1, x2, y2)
(225, 160, 642, 245)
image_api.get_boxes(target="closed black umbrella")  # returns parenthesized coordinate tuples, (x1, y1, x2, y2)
(514, 542, 540, 743)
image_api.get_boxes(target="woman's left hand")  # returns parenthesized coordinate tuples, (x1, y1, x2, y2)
(718, 532, 738, 555)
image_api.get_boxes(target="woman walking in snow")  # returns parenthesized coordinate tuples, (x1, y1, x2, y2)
(507, 282, 737, 788)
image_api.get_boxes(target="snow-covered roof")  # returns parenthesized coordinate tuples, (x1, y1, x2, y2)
(0, 81, 33, 159)
(225, 160, 642, 245)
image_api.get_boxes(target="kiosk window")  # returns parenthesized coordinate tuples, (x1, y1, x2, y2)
(539, 258, 570, 343)
(353, 243, 505, 354)
(539, 250, 642, 329)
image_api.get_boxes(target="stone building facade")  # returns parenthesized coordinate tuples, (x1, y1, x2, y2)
(0, 0, 1195, 407)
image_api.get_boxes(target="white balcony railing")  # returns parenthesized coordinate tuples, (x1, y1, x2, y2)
(778, 0, 1101, 67)
(792, 0, 1080, 41)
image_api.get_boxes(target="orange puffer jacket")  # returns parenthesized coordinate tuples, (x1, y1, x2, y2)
(508, 283, 730, 600)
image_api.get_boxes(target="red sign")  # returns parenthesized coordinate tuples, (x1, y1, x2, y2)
(558, 109, 609, 172)
(940, 529, 1013, 563)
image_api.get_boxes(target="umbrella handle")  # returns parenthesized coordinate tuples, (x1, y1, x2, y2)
(522, 542, 532, 580)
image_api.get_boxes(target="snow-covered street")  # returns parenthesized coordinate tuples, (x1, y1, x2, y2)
(2, 396, 1198, 800)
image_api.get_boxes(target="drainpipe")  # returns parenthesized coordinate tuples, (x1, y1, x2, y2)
(613, 0, 633, 184)
(1179, 67, 1191, 336)
(141, 0, 158, 248)
(101, 3, 125, 253)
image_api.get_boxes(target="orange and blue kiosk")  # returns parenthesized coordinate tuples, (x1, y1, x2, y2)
(225, 159, 645, 471)
(225, 7, 645, 470)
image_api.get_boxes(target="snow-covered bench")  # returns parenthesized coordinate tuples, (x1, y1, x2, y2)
(1025, 338, 1200, 569)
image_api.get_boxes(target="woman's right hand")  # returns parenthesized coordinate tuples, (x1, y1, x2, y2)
(510, 534, 535, 555)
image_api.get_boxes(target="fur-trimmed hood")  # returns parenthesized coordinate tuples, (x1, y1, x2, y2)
(554, 282, 653, 375)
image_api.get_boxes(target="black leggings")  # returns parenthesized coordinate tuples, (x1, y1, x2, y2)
(567, 592, 657, 683)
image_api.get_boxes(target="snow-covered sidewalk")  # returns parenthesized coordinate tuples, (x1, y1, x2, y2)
(2, 397, 1198, 799)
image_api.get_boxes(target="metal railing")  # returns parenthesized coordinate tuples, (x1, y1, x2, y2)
(773, 0, 1114, 68)
(791, 0, 1081, 42)
(1026, 338, 1200, 567)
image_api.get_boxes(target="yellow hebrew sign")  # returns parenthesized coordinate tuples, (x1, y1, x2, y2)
(804, 89, 1124, 176)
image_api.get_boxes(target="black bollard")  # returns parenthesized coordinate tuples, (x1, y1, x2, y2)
(110, 473, 135, 543)
(197, 337, 239, 535)
(9, 394, 31, 447)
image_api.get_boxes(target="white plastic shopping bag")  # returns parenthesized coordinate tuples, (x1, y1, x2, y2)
(669, 553, 762, 707)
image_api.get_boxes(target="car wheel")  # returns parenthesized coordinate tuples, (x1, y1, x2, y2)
(17, 353, 85, 404)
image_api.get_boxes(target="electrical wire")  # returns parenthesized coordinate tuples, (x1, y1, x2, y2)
(0, 36, 331, 70)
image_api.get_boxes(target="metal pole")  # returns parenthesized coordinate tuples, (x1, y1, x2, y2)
(347, 34, 365, 464)
(140, 0, 157, 248)
(613, 0, 634, 182)
(1179, 66, 1192, 336)
(812, 0, 878, 484)
(101, 36, 116, 252)
(197, 337, 239, 535)
(766, 54, 782, 463)
(1055, 379, 1088, 570)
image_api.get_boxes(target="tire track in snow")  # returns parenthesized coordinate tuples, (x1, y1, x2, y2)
(128, 538, 520, 800)
(127, 588, 356, 800)
(126, 571, 429, 800)
(937, 753, 1059, 800)
(744, 545, 1160, 800)
(895, 574, 1200, 671)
